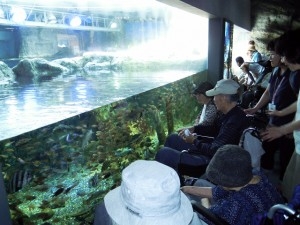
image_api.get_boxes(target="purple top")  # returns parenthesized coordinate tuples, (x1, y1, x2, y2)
(202, 173, 284, 225)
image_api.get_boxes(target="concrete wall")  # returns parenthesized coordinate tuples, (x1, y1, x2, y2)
(182, 0, 251, 30)
(159, 0, 251, 30)
(250, 0, 300, 54)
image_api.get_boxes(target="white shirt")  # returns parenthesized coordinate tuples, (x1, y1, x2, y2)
(294, 89, 300, 155)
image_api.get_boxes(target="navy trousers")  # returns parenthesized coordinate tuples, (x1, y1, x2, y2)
(155, 134, 210, 173)
(93, 202, 112, 225)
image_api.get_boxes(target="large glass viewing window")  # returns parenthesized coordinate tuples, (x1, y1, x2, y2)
(0, 0, 208, 140)
(0, 1, 210, 224)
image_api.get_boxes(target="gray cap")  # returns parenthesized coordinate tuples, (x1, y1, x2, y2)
(206, 79, 240, 96)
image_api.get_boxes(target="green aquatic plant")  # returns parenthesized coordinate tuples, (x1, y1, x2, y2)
(165, 95, 174, 135)
(144, 105, 166, 145)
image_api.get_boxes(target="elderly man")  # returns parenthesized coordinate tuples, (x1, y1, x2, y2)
(155, 79, 249, 177)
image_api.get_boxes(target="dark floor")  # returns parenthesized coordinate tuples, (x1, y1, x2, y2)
(262, 150, 283, 191)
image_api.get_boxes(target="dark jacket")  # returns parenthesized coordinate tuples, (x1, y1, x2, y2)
(192, 106, 249, 158)
(268, 67, 297, 126)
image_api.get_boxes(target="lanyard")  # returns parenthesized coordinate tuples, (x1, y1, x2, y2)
(272, 76, 285, 103)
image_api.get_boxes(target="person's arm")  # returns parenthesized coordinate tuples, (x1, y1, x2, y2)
(240, 63, 256, 84)
(186, 110, 247, 157)
(268, 101, 297, 117)
(261, 119, 300, 141)
(181, 186, 213, 199)
(252, 51, 262, 62)
(244, 86, 270, 114)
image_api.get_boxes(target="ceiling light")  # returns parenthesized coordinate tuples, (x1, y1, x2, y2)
(110, 21, 118, 29)
(10, 7, 27, 23)
(69, 16, 81, 27)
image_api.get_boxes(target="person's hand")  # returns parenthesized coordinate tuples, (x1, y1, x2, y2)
(180, 186, 192, 194)
(178, 129, 185, 138)
(244, 107, 257, 115)
(260, 126, 285, 141)
(267, 110, 282, 117)
(182, 132, 196, 143)
(177, 128, 184, 133)
(240, 63, 249, 73)
(179, 127, 194, 139)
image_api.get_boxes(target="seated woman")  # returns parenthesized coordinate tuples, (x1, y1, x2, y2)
(192, 81, 220, 127)
(93, 160, 205, 225)
(181, 144, 284, 225)
(178, 81, 220, 134)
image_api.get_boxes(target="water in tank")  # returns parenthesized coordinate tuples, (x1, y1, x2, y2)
(0, 0, 208, 224)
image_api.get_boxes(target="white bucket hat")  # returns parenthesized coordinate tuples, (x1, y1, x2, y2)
(206, 79, 240, 96)
(104, 160, 194, 225)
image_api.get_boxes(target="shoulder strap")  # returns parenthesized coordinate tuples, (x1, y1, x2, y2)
(289, 72, 299, 96)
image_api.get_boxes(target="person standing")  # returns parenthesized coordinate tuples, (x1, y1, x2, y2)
(245, 39, 297, 180)
(261, 29, 300, 201)
(247, 40, 262, 62)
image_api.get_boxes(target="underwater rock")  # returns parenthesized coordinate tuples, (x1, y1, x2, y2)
(76, 190, 87, 197)
(13, 58, 69, 83)
(83, 61, 112, 74)
(0, 61, 15, 85)
(24, 195, 36, 201)
(34, 184, 49, 192)
(32, 208, 54, 221)
(52, 57, 83, 73)
(49, 197, 66, 209)
(81, 53, 121, 74)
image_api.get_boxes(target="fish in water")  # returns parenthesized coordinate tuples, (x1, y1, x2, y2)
(82, 129, 93, 149)
(66, 133, 81, 143)
(115, 148, 133, 157)
(64, 182, 79, 194)
(53, 187, 65, 197)
(17, 157, 26, 164)
(9, 170, 33, 193)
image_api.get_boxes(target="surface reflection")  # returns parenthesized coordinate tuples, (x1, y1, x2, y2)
(0, 70, 203, 140)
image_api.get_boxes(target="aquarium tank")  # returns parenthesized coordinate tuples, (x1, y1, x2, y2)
(0, 0, 209, 224)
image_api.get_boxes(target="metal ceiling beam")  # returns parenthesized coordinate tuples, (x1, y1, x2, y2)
(0, 19, 120, 31)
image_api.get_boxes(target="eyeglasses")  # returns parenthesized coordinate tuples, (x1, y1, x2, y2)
(267, 52, 279, 58)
